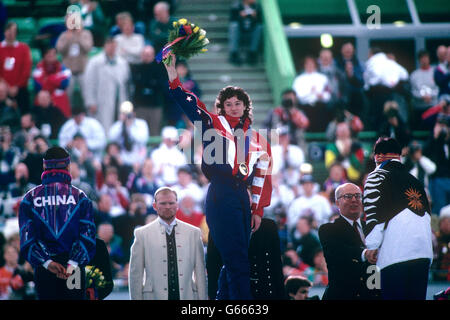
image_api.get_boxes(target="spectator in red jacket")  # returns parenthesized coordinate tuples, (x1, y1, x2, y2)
(32, 46, 72, 118)
(0, 22, 32, 114)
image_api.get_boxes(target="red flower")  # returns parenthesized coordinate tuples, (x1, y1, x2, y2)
(183, 24, 192, 35)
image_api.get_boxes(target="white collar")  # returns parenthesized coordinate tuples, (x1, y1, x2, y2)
(158, 216, 177, 234)
(340, 214, 362, 229)
(1, 40, 19, 48)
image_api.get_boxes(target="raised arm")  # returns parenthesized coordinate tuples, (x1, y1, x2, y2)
(163, 53, 178, 82)
(162, 53, 211, 124)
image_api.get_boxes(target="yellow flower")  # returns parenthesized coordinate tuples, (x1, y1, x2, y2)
(94, 268, 100, 274)
(178, 18, 187, 25)
(173, 21, 178, 28)
(201, 48, 208, 52)
(199, 35, 205, 41)
(193, 26, 199, 33)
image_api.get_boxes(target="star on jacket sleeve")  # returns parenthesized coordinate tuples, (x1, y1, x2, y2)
(168, 77, 210, 124)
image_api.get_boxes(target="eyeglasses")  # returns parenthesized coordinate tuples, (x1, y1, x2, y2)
(338, 193, 362, 201)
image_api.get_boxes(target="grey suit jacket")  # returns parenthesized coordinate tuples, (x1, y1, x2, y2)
(129, 218, 207, 300)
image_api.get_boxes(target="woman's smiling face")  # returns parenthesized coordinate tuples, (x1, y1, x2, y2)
(223, 96, 245, 117)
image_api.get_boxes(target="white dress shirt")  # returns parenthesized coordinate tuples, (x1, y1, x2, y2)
(292, 71, 331, 105)
(158, 217, 177, 235)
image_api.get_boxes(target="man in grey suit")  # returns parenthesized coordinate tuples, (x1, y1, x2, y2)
(129, 187, 207, 300)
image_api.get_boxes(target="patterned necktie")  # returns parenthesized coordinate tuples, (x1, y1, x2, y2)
(353, 221, 363, 244)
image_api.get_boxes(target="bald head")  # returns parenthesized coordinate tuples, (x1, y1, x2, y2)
(154, 2, 170, 23)
(437, 45, 447, 64)
(335, 183, 363, 221)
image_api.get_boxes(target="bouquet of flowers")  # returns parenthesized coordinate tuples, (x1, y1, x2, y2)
(156, 18, 209, 65)
(85, 265, 108, 289)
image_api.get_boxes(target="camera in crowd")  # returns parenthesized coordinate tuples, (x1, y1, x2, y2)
(281, 98, 294, 109)
(120, 101, 135, 121)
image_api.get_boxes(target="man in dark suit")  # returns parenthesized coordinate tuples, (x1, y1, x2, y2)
(207, 218, 287, 300)
(319, 183, 380, 300)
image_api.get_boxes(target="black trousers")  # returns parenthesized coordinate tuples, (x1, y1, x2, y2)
(380, 258, 430, 300)
(34, 255, 86, 300)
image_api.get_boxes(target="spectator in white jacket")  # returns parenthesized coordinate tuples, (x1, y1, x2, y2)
(108, 101, 149, 166)
(364, 49, 408, 90)
(287, 175, 332, 232)
(293, 56, 332, 132)
(114, 13, 145, 65)
(363, 47, 409, 130)
(293, 55, 331, 106)
(83, 37, 130, 132)
(58, 104, 106, 160)
(150, 126, 188, 186)
(410, 50, 439, 120)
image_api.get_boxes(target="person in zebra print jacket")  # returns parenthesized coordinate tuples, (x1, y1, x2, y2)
(363, 137, 433, 300)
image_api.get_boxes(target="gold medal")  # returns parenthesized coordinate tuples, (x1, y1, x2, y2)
(238, 163, 248, 176)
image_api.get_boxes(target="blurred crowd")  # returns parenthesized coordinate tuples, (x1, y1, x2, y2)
(0, 0, 449, 300)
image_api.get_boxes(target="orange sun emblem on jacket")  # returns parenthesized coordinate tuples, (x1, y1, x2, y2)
(405, 188, 423, 211)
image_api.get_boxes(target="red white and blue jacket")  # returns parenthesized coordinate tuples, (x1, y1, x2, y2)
(32, 60, 72, 118)
(18, 170, 96, 268)
(169, 77, 272, 216)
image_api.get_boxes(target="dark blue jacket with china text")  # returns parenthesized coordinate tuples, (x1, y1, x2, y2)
(18, 170, 96, 268)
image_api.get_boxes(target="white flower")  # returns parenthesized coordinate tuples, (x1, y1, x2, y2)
(203, 38, 209, 45)
(199, 29, 206, 36)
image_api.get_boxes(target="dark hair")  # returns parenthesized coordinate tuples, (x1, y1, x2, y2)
(215, 86, 253, 123)
(40, 45, 56, 58)
(177, 165, 192, 175)
(303, 55, 317, 67)
(44, 146, 69, 160)
(5, 22, 17, 33)
(373, 137, 401, 155)
(408, 140, 422, 153)
(284, 276, 312, 295)
(281, 88, 296, 97)
(72, 104, 86, 116)
(370, 47, 383, 55)
(299, 215, 314, 228)
(417, 49, 429, 60)
(175, 59, 189, 68)
(34, 134, 48, 144)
